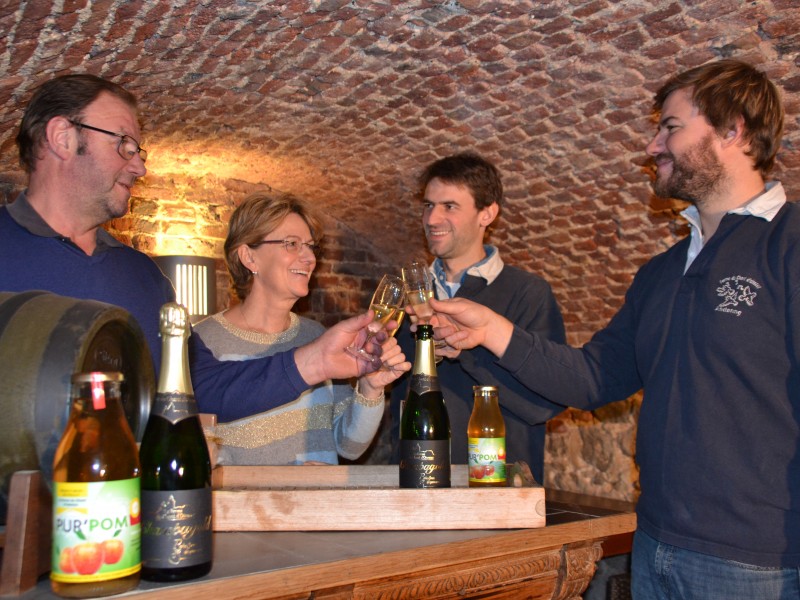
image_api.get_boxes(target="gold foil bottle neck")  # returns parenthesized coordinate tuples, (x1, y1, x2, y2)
(412, 324, 437, 377)
(157, 302, 193, 395)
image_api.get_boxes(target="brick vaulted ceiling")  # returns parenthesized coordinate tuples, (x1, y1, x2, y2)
(1, 0, 799, 341)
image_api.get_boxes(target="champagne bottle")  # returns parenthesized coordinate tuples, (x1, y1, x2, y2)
(51, 372, 141, 598)
(399, 323, 451, 488)
(468, 385, 507, 487)
(139, 303, 212, 581)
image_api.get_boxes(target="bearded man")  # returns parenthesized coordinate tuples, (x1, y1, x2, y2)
(428, 60, 799, 599)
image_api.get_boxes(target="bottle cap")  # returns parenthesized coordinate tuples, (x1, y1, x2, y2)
(71, 372, 124, 409)
(159, 302, 190, 337)
(473, 385, 498, 393)
(71, 371, 124, 383)
(416, 323, 434, 338)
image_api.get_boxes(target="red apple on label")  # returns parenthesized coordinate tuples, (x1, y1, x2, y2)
(484, 465, 495, 477)
(58, 547, 75, 573)
(71, 542, 103, 575)
(470, 466, 484, 479)
(102, 539, 124, 564)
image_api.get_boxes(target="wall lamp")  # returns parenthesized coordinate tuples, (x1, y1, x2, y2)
(153, 255, 217, 323)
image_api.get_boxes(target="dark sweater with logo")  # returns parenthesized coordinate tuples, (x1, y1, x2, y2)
(500, 201, 800, 567)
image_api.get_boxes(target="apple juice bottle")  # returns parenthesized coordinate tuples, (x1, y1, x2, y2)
(468, 385, 506, 487)
(51, 372, 141, 598)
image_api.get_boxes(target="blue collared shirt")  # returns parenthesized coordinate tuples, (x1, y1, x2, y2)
(430, 244, 504, 298)
(681, 181, 786, 273)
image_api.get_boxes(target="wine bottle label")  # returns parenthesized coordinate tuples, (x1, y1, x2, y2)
(150, 392, 200, 425)
(141, 489, 212, 569)
(51, 478, 141, 583)
(468, 437, 507, 484)
(410, 374, 441, 395)
(399, 440, 451, 488)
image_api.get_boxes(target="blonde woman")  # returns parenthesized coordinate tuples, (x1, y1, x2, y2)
(194, 191, 408, 464)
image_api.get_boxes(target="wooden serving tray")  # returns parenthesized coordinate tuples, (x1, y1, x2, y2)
(211, 464, 545, 531)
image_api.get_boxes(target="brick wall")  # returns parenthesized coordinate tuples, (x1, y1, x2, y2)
(1, 0, 799, 499)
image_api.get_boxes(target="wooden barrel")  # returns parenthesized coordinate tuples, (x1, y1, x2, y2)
(0, 291, 154, 523)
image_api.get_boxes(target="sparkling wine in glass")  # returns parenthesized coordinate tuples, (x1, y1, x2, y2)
(345, 274, 405, 363)
(402, 261, 434, 324)
(389, 309, 405, 337)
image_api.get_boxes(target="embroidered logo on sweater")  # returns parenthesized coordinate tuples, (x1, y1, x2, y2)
(715, 275, 760, 317)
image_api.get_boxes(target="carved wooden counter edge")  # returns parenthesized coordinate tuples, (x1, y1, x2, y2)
(128, 490, 636, 600)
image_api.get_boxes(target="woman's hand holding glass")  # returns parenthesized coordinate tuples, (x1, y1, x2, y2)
(358, 335, 411, 393)
(345, 274, 406, 365)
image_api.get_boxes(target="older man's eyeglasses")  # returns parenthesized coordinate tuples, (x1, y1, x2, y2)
(69, 120, 147, 162)
(248, 236, 321, 257)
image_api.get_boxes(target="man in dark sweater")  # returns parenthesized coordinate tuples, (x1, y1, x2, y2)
(0, 74, 401, 419)
(389, 153, 566, 484)
(430, 61, 800, 598)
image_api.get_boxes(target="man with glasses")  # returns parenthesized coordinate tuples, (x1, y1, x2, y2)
(0, 74, 398, 417)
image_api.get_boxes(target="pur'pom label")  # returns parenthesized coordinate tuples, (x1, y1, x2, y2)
(468, 437, 507, 484)
(51, 479, 141, 583)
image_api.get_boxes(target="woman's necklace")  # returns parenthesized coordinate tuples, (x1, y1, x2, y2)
(240, 305, 257, 332)
(239, 304, 291, 334)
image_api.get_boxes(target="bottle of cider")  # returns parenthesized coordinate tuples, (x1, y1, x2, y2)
(468, 386, 507, 487)
(51, 372, 141, 598)
(139, 303, 212, 581)
(399, 323, 451, 488)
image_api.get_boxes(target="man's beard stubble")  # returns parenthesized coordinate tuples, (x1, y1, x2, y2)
(652, 133, 725, 206)
(76, 142, 132, 222)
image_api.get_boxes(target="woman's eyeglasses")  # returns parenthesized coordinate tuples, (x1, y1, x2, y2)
(248, 236, 321, 257)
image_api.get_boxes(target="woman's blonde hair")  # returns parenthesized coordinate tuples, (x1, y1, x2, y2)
(225, 191, 323, 301)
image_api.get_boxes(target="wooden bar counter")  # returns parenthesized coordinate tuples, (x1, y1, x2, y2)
(10, 487, 635, 600)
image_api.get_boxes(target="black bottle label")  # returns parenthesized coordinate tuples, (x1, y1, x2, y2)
(141, 489, 212, 568)
(399, 440, 451, 488)
(410, 374, 440, 395)
(151, 392, 199, 425)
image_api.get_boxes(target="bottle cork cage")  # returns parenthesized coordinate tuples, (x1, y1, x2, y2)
(211, 464, 545, 531)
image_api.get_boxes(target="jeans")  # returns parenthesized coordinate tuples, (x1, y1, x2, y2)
(631, 529, 800, 600)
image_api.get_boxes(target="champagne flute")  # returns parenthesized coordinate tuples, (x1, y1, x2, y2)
(345, 274, 405, 363)
(402, 261, 434, 324)
(389, 309, 405, 337)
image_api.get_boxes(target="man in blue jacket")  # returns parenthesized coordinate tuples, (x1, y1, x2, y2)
(429, 60, 799, 598)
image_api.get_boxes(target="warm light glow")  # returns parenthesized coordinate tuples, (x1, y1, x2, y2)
(154, 232, 200, 257)
(142, 141, 324, 258)
(144, 141, 322, 185)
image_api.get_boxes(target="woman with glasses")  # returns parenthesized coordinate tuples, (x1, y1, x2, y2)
(193, 191, 409, 465)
